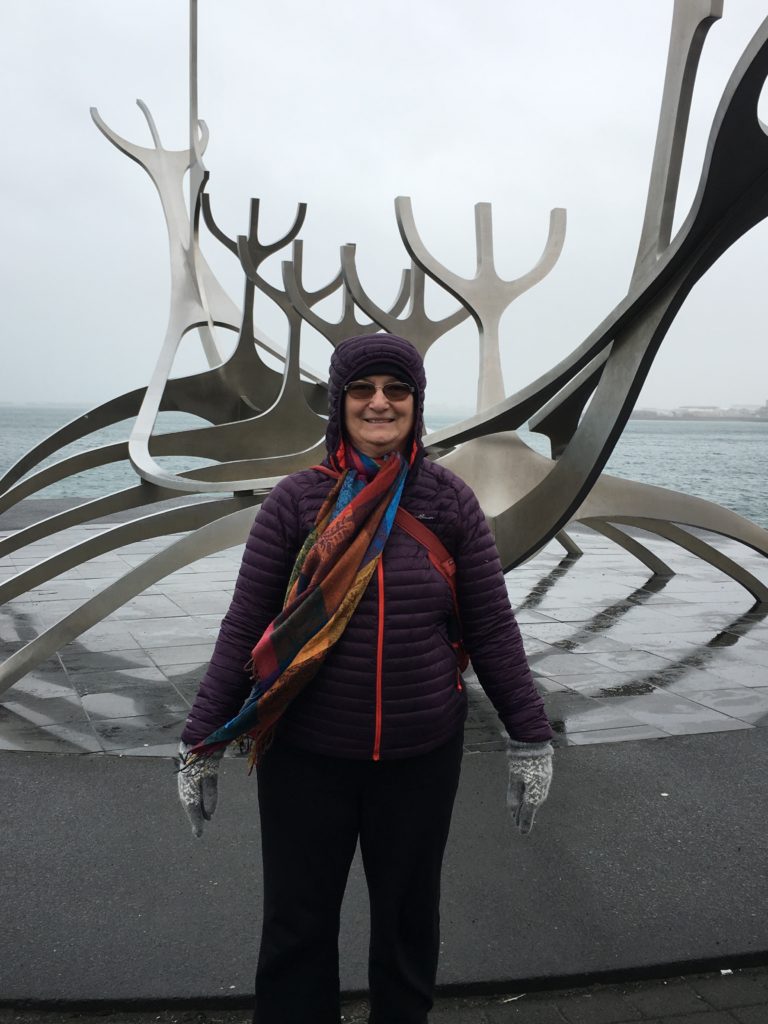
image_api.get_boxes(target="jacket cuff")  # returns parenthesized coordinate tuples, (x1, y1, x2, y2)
(505, 737, 554, 758)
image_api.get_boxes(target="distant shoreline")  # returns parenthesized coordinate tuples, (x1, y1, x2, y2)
(631, 413, 768, 423)
(3, 401, 768, 426)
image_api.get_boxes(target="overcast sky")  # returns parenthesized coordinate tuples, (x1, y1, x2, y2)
(2, 1, 768, 415)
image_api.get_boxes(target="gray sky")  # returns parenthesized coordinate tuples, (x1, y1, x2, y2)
(2, 1, 768, 413)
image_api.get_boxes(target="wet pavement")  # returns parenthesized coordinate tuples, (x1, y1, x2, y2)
(2, 508, 768, 755)
(3, 503, 768, 1011)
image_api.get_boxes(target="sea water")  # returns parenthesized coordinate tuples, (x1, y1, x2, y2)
(1, 404, 766, 529)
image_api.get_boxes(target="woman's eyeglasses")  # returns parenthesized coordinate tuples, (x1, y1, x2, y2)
(344, 380, 415, 402)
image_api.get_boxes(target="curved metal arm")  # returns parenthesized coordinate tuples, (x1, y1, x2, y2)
(284, 245, 412, 346)
(633, 0, 724, 278)
(580, 519, 674, 577)
(488, 15, 768, 564)
(0, 495, 258, 608)
(282, 259, 375, 345)
(426, 15, 768, 453)
(0, 391, 144, 494)
(503, 207, 567, 298)
(237, 197, 308, 273)
(341, 246, 468, 357)
(136, 98, 163, 148)
(240, 237, 343, 313)
(0, 443, 129, 516)
(528, 351, 610, 456)
(340, 246, 411, 328)
(90, 102, 171, 165)
(0, 483, 181, 560)
(0, 503, 260, 696)
(395, 196, 472, 306)
(611, 518, 768, 606)
(535, 1, 725, 456)
(90, 99, 208, 171)
(395, 196, 566, 314)
(201, 192, 238, 255)
(396, 196, 566, 409)
(286, 240, 344, 307)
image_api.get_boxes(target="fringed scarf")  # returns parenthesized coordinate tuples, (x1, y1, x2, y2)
(185, 445, 410, 770)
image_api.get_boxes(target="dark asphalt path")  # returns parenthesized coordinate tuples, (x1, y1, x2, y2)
(5, 500, 768, 1018)
(3, 965, 768, 1022)
(3, 730, 768, 1005)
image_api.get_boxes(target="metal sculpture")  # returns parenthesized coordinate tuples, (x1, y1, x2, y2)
(2, 0, 768, 698)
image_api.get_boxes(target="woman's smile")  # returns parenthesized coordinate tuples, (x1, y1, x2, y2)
(344, 374, 415, 456)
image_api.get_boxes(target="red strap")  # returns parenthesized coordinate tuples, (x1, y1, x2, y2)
(311, 464, 341, 479)
(311, 471, 455, 587)
(311, 470, 454, 584)
(394, 509, 468, 669)
(310, 466, 468, 669)
(395, 508, 456, 583)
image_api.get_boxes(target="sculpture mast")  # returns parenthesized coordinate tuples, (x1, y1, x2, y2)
(188, 0, 220, 367)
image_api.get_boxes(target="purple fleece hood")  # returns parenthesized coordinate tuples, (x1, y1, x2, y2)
(325, 333, 427, 459)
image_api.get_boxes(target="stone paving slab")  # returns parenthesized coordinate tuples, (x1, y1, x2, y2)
(2, 513, 768, 755)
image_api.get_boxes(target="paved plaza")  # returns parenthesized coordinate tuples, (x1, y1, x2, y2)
(2, 499, 768, 1014)
(2, 503, 768, 756)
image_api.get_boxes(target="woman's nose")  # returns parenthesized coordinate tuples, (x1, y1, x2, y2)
(368, 389, 390, 409)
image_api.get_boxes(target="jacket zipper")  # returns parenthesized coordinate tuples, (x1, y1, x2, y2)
(373, 558, 385, 761)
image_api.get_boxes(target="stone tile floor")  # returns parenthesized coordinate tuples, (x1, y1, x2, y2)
(1, 520, 768, 756)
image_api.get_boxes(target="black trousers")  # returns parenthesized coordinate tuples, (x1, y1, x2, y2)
(253, 731, 464, 1024)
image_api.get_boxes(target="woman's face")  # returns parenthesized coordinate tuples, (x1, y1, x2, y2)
(343, 374, 415, 458)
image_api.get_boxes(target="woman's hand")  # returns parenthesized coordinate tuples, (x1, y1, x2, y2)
(176, 742, 225, 838)
(505, 738, 553, 835)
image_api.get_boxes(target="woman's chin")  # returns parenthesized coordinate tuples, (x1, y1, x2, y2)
(358, 443, 395, 458)
(355, 432, 399, 455)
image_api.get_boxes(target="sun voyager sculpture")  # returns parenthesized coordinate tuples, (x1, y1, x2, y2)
(2, 0, 768, 698)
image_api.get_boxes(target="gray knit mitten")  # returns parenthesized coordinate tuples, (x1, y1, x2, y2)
(176, 742, 224, 838)
(505, 738, 554, 836)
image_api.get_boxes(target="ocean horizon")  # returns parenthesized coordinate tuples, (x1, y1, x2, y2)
(1, 403, 766, 530)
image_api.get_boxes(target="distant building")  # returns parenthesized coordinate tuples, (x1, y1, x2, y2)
(676, 405, 724, 418)
(631, 404, 768, 422)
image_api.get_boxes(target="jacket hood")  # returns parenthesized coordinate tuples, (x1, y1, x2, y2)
(325, 333, 427, 464)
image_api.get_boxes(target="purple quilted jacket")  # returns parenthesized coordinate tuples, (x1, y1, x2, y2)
(181, 334, 553, 759)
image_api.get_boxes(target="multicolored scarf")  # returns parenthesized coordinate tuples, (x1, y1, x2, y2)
(186, 446, 410, 769)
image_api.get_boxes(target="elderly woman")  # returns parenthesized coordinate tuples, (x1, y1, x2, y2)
(177, 333, 553, 1024)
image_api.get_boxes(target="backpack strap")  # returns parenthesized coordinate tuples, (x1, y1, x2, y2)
(395, 508, 456, 584)
(311, 464, 341, 479)
(310, 467, 469, 670)
(395, 508, 469, 672)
